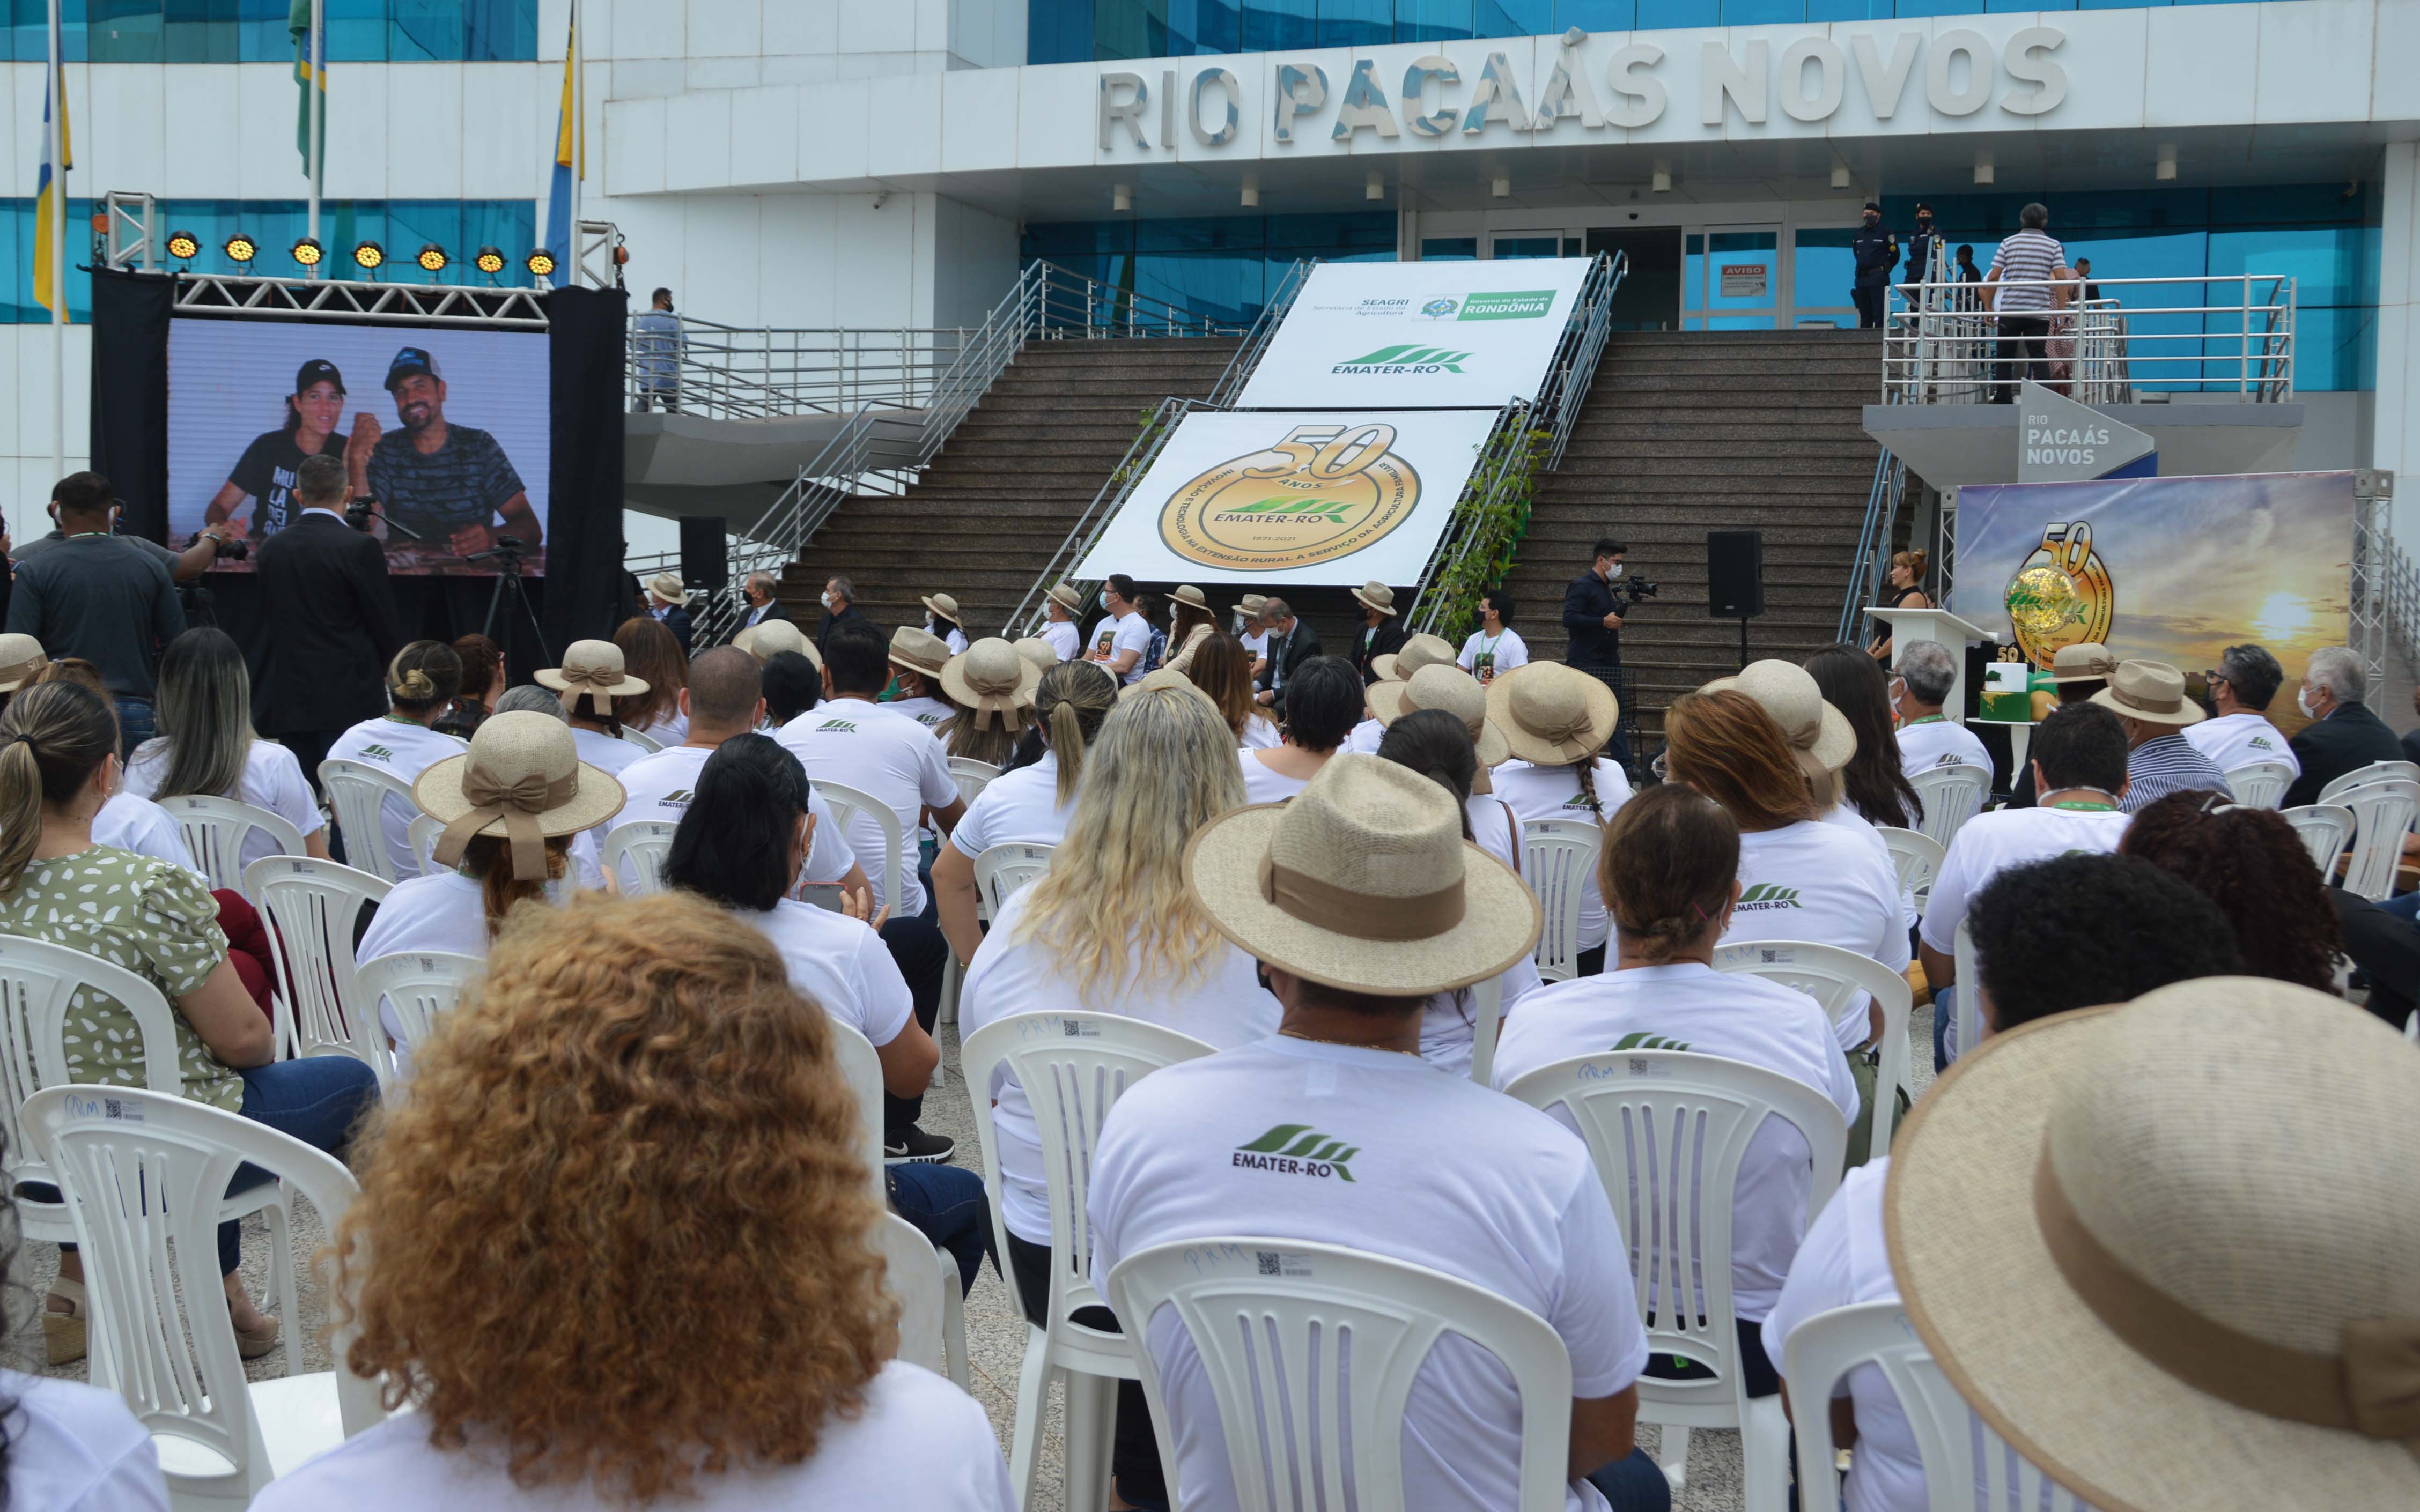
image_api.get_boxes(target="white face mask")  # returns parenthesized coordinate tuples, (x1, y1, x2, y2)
(818, 592, 832, 610)
(1100, 591, 1113, 610)
(1604, 561, 1624, 580)
(2297, 684, 2321, 718)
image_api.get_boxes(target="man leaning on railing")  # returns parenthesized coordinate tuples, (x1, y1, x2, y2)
(634, 288, 687, 413)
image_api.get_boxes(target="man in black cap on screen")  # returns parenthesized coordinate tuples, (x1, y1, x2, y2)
(1851, 201, 1898, 329)
(350, 344, 541, 559)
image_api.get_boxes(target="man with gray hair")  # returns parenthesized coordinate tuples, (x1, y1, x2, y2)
(739, 569, 791, 631)
(1891, 640, 1990, 780)
(2282, 645, 2404, 808)
(2184, 642, 2299, 782)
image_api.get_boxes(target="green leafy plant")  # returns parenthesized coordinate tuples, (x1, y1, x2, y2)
(1110, 404, 1176, 490)
(1427, 423, 1550, 643)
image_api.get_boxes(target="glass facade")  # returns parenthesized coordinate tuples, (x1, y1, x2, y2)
(12, 0, 537, 63)
(1022, 211, 1397, 326)
(1032, 0, 2303, 64)
(11, 197, 540, 323)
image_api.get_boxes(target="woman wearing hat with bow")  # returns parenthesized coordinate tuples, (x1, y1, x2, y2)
(936, 637, 1039, 769)
(921, 592, 969, 655)
(1370, 663, 1518, 872)
(883, 627, 956, 733)
(1160, 585, 1219, 676)
(1488, 662, 1636, 976)
(1041, 582, 1086, 663)
(535, 639, 652, 780)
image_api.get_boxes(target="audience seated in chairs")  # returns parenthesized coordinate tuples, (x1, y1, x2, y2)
(536, 639, 651, 781)
(432, 632, 503, 740)
(2280, 644, 2404, 809)
(1181, 631, 1278, 751)
(1238, 654, 1362, 804)
(1888, 639, 1991, 781)
(759, 648, 822, 728)
(2118, 790, 2341, 993)
(2091, 659, 2231, 813)
(1804, 644, 1922, 832)
(1489, 661, 1635, 977)
(611, 613, 691, 748)
(2183, 641, 2297, 779)
(938, 636, 1038, 769)
(120, 627, 328, 867)
(257, 892, 1017, 1512)
(324, 640, 467, 880)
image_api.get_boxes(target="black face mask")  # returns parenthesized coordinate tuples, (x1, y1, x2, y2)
(1916, 217, 1933, 229)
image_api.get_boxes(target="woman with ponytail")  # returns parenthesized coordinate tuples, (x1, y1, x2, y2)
(931, 658, 1115, 963)
(0, 680, 379, 1368)
(326, 639, 466, 879)
(1487, 662, 1635, 975)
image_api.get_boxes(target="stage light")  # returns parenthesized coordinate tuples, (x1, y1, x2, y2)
(223, 232, 257, 266)
(291, 236, 323, 269)
(474, 245, 506, 277)
(165, 229, 199, 262)
(416, 242, 448, 274)
(525, 247, 558, 279)
(352, 240, 385, 272)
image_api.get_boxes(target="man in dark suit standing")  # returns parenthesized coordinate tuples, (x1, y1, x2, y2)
(1563, 538, 1627, 671)
(739, 570, 793, 632)
(644, 571, 693, 654)
(255, 454, 401, 798)
(1252, 597, 1323, 710)
(2282, 646, 2405, 809)
(816, 574, 869, 654)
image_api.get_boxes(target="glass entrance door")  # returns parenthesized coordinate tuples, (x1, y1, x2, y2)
(1685, 226, 1781, 330)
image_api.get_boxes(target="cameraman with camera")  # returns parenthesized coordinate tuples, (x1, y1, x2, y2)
(255, 454, 400, 798)
(1562, 537, 1649, 766)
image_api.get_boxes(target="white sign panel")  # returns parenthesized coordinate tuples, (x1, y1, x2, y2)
(2016, 381, 2155, 483)
(1074, 409, 1501, 587)
(1234, 260, 1591, 410)
(1719, 263, 1768, 299)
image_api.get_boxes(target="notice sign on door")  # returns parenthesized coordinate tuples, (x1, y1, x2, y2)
(1719, 263, 1768, 299)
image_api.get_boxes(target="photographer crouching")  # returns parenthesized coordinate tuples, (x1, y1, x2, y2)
(254, 454, 401, 799)
(1562, 536, 1654, 769)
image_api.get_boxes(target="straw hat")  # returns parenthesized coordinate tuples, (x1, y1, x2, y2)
(1233, 592, 1269, 620)
(1887, 980, 2420, 1511)
(0, 633, 48, 693)
(2045, 641, 2118, 683)
(920, 591, 963, 627)
(1013, 637, 1060, 673)
(939, 638, 1041, 730)
(888, 626, 951, 680)
(412, 710, 626, 881)
(1371, 632, 1457, 684)
(1183, 754, 1540, 996)
(1702, 659, 1856, 780)
(1369, 663, 1512, 772)
(1118, 667, 1218, 708)
(1047, 582, 1086, 616)
(534, 639, 647, 717)
(1169, 584, 1211, 614)
(1352, 581, 1399, 617)
(646, 570, 684, 604)
(1486, 663, 1620, 767)
(735, 618, 817, 668)
(2090, 659, 2205, 728)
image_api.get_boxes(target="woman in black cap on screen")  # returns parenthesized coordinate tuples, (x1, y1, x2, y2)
(203, 357, 349, 544)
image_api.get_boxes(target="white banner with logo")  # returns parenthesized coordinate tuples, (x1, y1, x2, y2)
(1234, 259, 1591, 410)
(1074, 409, 1500, 586)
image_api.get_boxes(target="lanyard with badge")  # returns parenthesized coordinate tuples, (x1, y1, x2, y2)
(2048, 792, 2121, 812)
(1902, 714, 1946, 728)
(1473, 631, 1502, 683)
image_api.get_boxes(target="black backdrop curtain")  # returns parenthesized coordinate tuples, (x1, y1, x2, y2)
(90, 266, 175, 541)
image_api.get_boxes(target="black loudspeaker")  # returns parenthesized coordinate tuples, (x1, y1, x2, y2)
(1706, 529, 1766, 619)
(679, 516, 729, 591)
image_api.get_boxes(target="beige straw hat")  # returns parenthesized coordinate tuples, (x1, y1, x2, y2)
(1702, 659, 1856, 780)
(1887, 980, 2420, 1511)
(0, 633, 48, 693)
(1118, 666, 1218, 707)
(646, 570, 684, 604)
(1371, 632, 1457, 684)
(1169, 584, 1211, 613)
(1369, 663, 1512, 771)
(2046, 641, 2118, 683)
(939, 638, 1041, 730)
(1352, 580, 1400, 617)
(1047, 582, 1087, 616)
(1013, 637, 1061, 673)
(920, 591, 963, 627)
(1485, 662, 1620, 766)
(2089, 659, 2205, 728)
(888, 626, 951, 679)
(534, 639, 647, 716)
(734, 617, 817, 667)
(1233, 592, 1269, 619)
(412, 710, 625, 880)
(1184, 754, 1539, 996)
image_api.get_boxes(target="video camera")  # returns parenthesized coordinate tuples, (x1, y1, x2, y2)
(1617, 575, 1659, 606)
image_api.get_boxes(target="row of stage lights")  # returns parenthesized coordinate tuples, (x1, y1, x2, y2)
(161, 229, 557, 281)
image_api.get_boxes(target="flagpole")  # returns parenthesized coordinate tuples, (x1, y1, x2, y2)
(569, 0, 582, 251)
(307, 0, 323, 279)
(46, 0, 64, 481)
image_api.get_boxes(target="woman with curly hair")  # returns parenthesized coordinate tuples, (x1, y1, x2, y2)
(261, 891, 1015, 1510)
(2119, 790, 2341, 992)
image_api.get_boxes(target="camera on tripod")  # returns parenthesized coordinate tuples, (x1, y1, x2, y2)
(186, 530, 247, 562)
(1618, 576, 1659, 605)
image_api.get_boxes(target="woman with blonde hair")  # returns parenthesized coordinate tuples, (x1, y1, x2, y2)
(611, 614, 690, 746)
(1867, 549, 1931, 662)
(259, 892, 1015, 1510)
(1184, 631, 1278, 750)
(121, 627, 327, 868)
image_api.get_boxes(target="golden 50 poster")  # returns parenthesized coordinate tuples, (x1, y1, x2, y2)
(1952, 472, 2355, 716)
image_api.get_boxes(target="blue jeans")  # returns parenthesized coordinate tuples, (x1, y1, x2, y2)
(888, 1161, 990, 1295)
(2383, 893, 2420, 925)
(113, 696, 154, 759)
(1932, 986, 1957, 1074)
(1589, 1446, 1674, 1512)
(220, 1056, 381, 1273)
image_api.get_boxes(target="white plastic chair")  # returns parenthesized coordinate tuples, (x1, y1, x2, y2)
(407, 814, 445, 877)
(350, 951, 483, 1081)
(972, 841, 1054, 918)
(826, 1017, 887, 1204)
(1468, 973, 1506, 1087)
(2279, 804, 2358, 879)
(1713, 939, 1915, 1159)
(618, 727, 663, 755)
(962, 1011, 1217, 1511)
(599, 819, 679, 897)
(2314, 773, 2420, 901)
(1950, 919, 1984, 1069)
(2222, 759, 2294, 810)
(948, 755, 1002, 809)
(1521, 817, 1603, 982)
(817, 780, 904, 917)
(1908, 761, 1991, 848)
(24, 1086, 385, 1510)
(159, 795, 305, 898)
(1781, 1301, 2089, 1512)
(872, 1210, 971, 1391)
(2319, 759, 2420, 799)
(1106, 1238, 1575, 1512)
(243, 856, 392, 1078)
(315, 760, 418, 884)
(1876, 826, 1944, 911)
(1502, 1049, 1848, 1511)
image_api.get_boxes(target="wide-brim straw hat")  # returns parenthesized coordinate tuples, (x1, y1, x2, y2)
(1887, 980, 2420, 1512)
(1013, 637, 1060, 673)
(938, 638, 1041, 727)
(647, 570, 683, 603)
(534, 639, 647, 716)
(1702, 659, 1856, 780)
(1486, 663, 1619, 767)
(920, 592, 963, 627)
(0, 633, 48, 693)
(1183, 755, 1539, 996)
(2089, 659, 2205, 728)
(735, 618, 818, 668)
(1369, 663, 1512, 770)
(1047, 582, 1086, 615)
(1118, 667, 1218, 707)
(1372, 632, 1457, 684)
(1352, 580, 1399, 617)
(888, 625, 952, 679)
(1170, 584, 1211, 613)
(1233, 593, 1269, 619)
(2045, 641, 2117, 683)
(412, 710, 626, 879)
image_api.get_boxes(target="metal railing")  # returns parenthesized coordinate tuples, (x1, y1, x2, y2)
(1883, 273, 2294, 405)
(1406, 400, 1538, 638)
(1206, 258, 1315, 409)
(1836, 447, 1911, 647)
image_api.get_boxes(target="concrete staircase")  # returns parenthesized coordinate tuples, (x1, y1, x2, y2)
(1501, 329, 1885, 744)
(777, 336, 1246, 639)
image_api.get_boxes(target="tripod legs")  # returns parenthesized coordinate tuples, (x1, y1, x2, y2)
(481, 569, 554, 672)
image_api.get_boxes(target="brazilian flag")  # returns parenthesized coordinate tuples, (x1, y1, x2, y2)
(289, 0, 326, 175)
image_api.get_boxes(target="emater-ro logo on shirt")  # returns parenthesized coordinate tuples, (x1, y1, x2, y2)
(1734, 883, 1804, 911)
(815, 718, 857, 733)
(1233, 1124, 1358, 1182)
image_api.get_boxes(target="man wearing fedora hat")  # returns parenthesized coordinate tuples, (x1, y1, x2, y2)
(1232, 592, 1270, 676)
(1042, 582, 1086, 663)
(2089, 659, 2230, 814)
(1090, 755, 1662, 1511)
(645, 571, 691, 655)
(1347, 580, 1408, 685)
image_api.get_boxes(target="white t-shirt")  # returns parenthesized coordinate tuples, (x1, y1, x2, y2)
(886, 695, 954, 735)
(359, 872, 499, 963)
(637, 709, 689, 747)
(947, 750, 1072, 859)
(1492, 759, 1634, 950)
(1420, 951, 1541, 1078)
(612, 744, 856, 891)
(1238, 714, 1281, 751)
(1342, 717, 1386, 755)
(1468, 794, 1521, 874)
(0, 1368, 167, 1511)
(1762, 1159, 1919, 1512)
(1724, 820, 1911, 1050)
(1041, 620, 1081, 662)
(122, 738, 323, 874)
(1492, 963, 1860, 1321)
(1894, 718, 1991, 785)
(961, 888, 1280, 1242)
(734, 899, 913, 1048)
(1239, 749, 1325, 805)
(2184, 710, 2300, 777)
(1457, 627, 1529, 685)
(569, 725, 647, 782)
(1089, 1037, 1651, 1512)
(326, 715, 469, 881)
(253, 1360, 1014, 1512)
(774, 702, 959, 915)
(1240, 627, 1268, 663)
(92, 794, 196, 876)
(1918, 804, 2131, 956)
(1091, 610, 1153, 684)
(937, 626, 969, 656)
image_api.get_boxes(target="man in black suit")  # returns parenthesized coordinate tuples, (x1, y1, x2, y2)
(1347, 580, 1407, 684)
(1252, 597, 1323, 710)
(816, 574, 869, 653)
(739, 570, 794, 632)
(644, 571, 692, 654)
(2282, 646, 2406, 809)
(254, 454, 401, 798)
(1563, 537, 1627, 671)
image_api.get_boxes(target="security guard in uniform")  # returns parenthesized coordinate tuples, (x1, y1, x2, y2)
(1851, 201, 1899, 329)
(1900, 202, 1943, 305)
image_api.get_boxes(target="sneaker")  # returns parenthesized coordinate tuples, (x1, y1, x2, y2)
(884, 1126, 955, 1165)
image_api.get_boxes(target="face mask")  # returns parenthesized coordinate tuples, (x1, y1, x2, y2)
(819, 592, 831, 609)
(1101, 591, 1112, 610)
(1604, 562, 1623, 580)
(2298, 685, 2320, 718)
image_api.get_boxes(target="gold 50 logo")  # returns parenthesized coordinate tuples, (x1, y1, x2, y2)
(1159, 423, 1420, 573)
(2004, 520, 2115, 667)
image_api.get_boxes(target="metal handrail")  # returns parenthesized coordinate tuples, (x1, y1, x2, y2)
(1406, 401, 1537, 638)
(1006, 395, 1216, 638)
(1207, 258, 1315, 409)
(1837, 448, 1910, 647)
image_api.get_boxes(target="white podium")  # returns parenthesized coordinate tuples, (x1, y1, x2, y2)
(1868, 606, 1999, 724)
